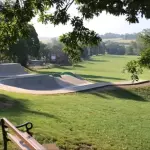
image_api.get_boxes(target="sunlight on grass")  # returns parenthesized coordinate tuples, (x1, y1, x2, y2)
(37, 55, 150, 82)
(1, 86, 150, 149)
(0, 55, 150, 150)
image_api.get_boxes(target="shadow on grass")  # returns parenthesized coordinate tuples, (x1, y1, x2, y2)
(74, 64, 85, 68)
(88, 86, 147, 102)
(77, 74, 125, 82)
(51, 64, 85, 69)
(88, 59, 108, 62)
(105, 55, 126, 58)
(54, 65, 73, 70)
(0, 94, 58, 122)
(30, 69, 125, 82)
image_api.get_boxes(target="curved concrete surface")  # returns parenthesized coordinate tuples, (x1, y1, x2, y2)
(60, 74, 90, 85)
(0, 74, 77, 91)
(0, 63, 93, 93)
(0, 63, 148, 95)
(0, 79, 148, 95)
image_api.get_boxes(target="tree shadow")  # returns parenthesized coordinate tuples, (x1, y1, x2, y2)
(28, 69, 125, 82)
(0, 94, 59, 122)
(106, 55, 125, 58)
(78, 74, 125, 82)
(74, 64, 85, 68)
(87, 85, 147, 102)
(88, 59, 108, 62)
(27, 67, 126, 83)
(55, 65, 73, 70)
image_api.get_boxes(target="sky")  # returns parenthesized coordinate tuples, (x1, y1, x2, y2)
(31, 9, 150, 38)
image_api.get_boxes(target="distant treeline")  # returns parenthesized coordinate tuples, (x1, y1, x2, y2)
(100, 33, 138, 40)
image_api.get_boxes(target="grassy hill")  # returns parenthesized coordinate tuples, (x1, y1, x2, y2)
(0, 55, 150, 150)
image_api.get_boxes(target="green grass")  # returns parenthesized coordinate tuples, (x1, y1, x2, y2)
(37, 55, 150, 82)
(1, 55, 150, 150)
(1, 86, 150, 150)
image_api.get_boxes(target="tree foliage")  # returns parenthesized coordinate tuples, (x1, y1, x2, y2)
(139, 48, 150, 69)
(6, 24, 40, 67)
(105, 42, 126, 55)
(123, 60, 143, 83)
(0, 0, 150, 63)
(124, 29, 150, 82)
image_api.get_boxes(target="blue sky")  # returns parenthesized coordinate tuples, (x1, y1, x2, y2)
(31, 11, 150, 38)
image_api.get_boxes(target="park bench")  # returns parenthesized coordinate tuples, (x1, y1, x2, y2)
(0, 118, 59, 150)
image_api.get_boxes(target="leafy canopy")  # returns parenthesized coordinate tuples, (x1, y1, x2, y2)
(124, 29, 150, 82)
(5, 24, 40, 67)
(123, 60, 143, 83)
(1, 0, 150, 62)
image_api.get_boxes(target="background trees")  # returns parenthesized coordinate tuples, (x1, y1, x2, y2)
(4, 25, 40, 67)
(0, 0, 150, 64)
(124, 29, 150, 81)
(105, 42, 126, 55)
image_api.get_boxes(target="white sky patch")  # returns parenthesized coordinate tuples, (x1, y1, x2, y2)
(31, 5, 150, 38)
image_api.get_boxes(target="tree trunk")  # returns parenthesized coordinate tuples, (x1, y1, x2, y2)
(17, 55, 28, 67)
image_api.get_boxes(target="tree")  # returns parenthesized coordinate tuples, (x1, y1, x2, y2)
(126, 46, 134, 55)
(39, 42, 50, 61)
(126, 41, 138, 55)
(7, 24, 40, 67)
(124, 29, 150, 81)
(39, 39, 70, 64)
(105, 42, 126, 55)
(0, 0, 150, 63)
(99, 42, 106, 55)
(123, 60, 143, 83)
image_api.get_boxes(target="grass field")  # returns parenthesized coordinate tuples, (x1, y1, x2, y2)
(37, 55, 150, 82)
(0, 55, 150, 150)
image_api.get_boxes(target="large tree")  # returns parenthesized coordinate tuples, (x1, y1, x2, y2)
(7, 24, 40, 67)
(0, 0, 150, 63)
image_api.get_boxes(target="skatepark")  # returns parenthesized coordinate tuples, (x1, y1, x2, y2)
(0, 63, 93, 94)
(0, 63, 148, 95)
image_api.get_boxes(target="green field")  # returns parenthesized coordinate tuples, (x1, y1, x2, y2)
(37, 55, 150, 82)
(0, 55, 150, 150)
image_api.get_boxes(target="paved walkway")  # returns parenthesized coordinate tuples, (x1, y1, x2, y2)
(0, 80, 149, 95)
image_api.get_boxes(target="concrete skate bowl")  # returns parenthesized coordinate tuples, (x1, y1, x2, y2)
(0, 63, 93, 94)
(0, 74, 93, 94)
(0, 74, 77, 90)
(0, 63, 148, 94)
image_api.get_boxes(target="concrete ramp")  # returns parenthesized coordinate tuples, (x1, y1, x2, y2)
(0, 63, 28, 77)
(61, 74, 91, 85)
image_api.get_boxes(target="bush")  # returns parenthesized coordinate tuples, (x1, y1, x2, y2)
(123, 60, 143, 83)
(139, 48, 150, 69)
